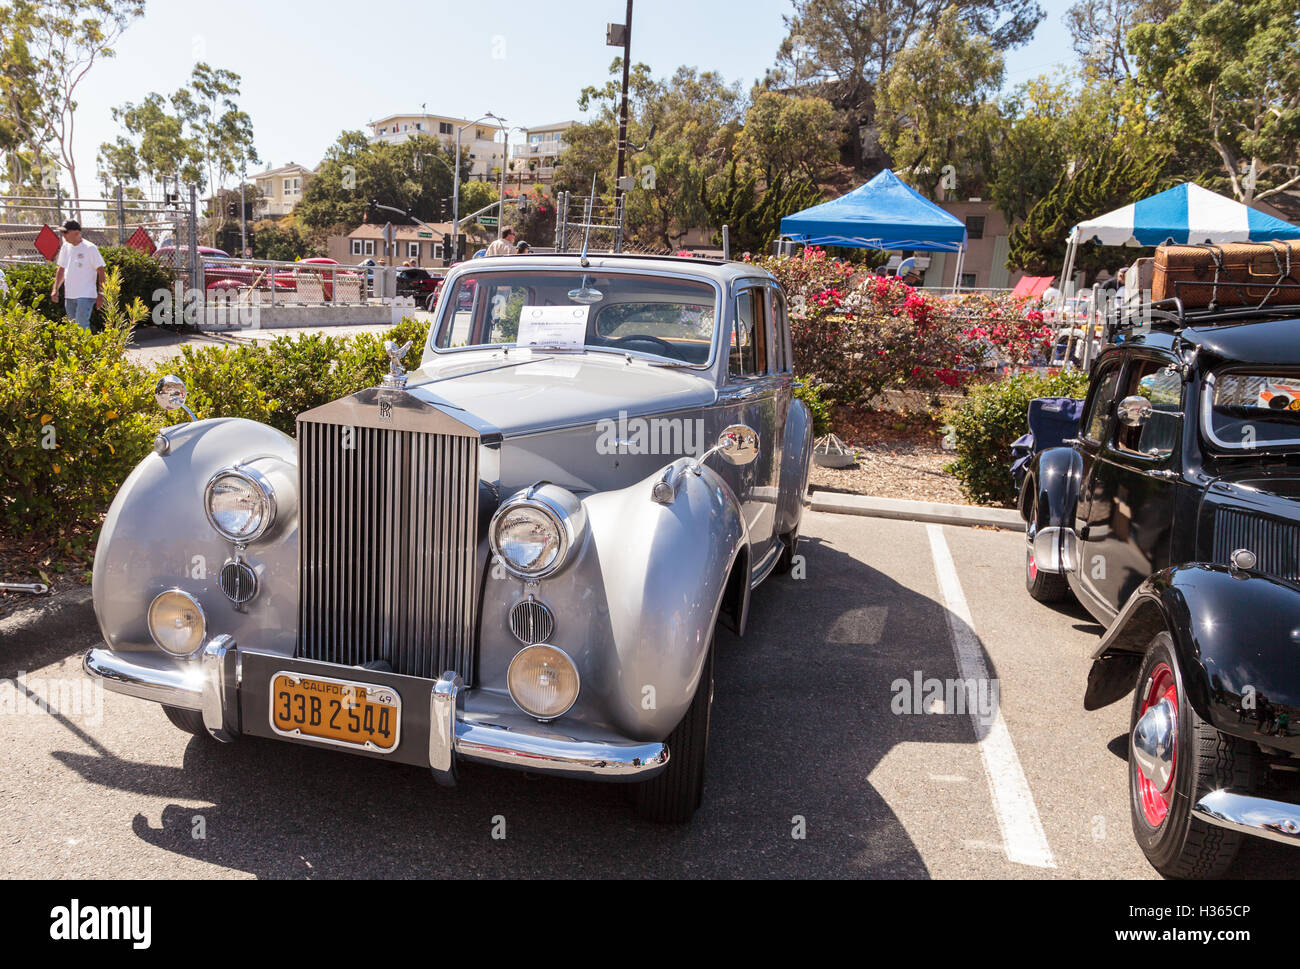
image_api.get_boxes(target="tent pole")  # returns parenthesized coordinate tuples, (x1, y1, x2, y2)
(1058, 235, 1078, 368)
(951, 247, 965, 293)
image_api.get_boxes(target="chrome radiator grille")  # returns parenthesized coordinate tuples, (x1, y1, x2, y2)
(297, 419, 479, 682)
(1213, 508, 1300, 583)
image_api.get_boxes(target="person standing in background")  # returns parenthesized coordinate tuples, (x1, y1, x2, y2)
(49, 220, 106, 329)
(486, 228, 517, 257)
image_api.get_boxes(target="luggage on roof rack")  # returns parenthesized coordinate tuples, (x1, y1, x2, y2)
(1154, 241, 1300, 309)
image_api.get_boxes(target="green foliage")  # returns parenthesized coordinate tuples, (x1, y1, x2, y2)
(1129, 0, 1300, 204)
(0, 279, 159, 538)
(1006, 137, 1174, 275)
(250, 218, 312, 262)
(0, 247, 174, 324)
(735, 91, 838, 183)
(943, 370, 1091, 507)
(794, 380, 833, 437)
(0, 261, 59, 320)
(703, 160, 825, 254)
(875, 7, 1006, 198)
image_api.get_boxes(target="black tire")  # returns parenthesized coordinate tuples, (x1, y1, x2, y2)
(632, 639, 714, 823)
(163, 705, 207, 737)
(1129, 632, 1257, 879)
(773, 529, 800, 576)
(1025, 494, 1070, 603)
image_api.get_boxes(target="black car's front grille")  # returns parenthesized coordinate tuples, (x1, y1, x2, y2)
(1213, 507, 1300, 583)
(296, 419, 480, 682)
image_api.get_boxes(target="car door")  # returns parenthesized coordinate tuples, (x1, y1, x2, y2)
(1078, 355, 1183, 613)
(719, 281, 781, 566)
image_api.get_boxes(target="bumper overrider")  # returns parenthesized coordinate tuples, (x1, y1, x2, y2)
(83, 638, 669, 783)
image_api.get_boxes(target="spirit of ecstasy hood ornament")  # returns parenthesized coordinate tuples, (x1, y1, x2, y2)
(382, 340, 413, 390)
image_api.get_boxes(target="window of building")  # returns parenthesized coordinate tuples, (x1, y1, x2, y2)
(961, 273, 977, 289)
(407, 242, 421, 258)
(415, 122, 424, 131)
(351, 239, 363, 256)
(439, 122, 453, 135)
(966, 216, 985, 240)
(363, 240, 375, 256)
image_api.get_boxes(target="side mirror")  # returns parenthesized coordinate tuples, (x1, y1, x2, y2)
(715, 425, 760, 466)
(155, 375, 197, 422)
(1117, 395, 1153, 428)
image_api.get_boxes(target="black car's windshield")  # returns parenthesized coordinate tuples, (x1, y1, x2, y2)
(1203, 371, 1300, 451)
(431, 271, 717, 365)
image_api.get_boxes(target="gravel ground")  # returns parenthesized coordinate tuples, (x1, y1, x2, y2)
(810, 440, 973, 505)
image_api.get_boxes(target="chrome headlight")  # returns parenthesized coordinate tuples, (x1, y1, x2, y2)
(204, 466, 276, 543)
(508, 644, 580, 720)
(489, 484, 586, 579)
(148, 589, 207, 657)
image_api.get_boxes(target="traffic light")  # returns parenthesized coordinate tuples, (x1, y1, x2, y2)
(227, 202, 238, 218)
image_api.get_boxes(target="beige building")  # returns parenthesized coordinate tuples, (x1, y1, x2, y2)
(252, 162, 315, 219)
(368, 112, 505, 179)
(327, 222, 494, 267)
(510, 121, 575, 181)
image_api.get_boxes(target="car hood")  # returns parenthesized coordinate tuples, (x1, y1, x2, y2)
(405, 350, 718, 437)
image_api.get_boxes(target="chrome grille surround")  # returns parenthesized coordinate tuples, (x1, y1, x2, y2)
(1213, 507, 1300, 583)
(509, 597, 555, 646)
(296, 388, 481, 682)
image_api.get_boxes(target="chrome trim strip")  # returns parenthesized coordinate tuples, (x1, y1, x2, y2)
(454, 720, 668, 780)
(84, 647, 203, 710)
(1193, 789, 1300, 846)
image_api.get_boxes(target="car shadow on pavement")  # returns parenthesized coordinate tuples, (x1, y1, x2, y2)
(49, 533, 1011, 879)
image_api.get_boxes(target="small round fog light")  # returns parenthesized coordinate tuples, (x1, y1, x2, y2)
(507, 644, 580, 721)
(147, 589, 207, 657)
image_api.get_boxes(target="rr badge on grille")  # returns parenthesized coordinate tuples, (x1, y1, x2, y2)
(377, 398, 394, 422)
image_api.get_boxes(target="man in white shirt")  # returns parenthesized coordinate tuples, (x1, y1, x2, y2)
(50, 219, 106, 329)
(485, 227, 517, 257)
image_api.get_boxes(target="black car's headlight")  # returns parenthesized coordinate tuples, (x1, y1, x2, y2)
(490, 484, 586, 579)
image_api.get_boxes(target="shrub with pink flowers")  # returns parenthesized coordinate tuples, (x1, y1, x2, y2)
(946, 292, 1055, 368)
(754, 249, 979, 405)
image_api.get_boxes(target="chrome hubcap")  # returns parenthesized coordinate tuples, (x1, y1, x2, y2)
(1133, 696, 1176, 792)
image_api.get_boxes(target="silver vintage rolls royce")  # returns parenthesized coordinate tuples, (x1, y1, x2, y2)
(85, 253, 813, 822)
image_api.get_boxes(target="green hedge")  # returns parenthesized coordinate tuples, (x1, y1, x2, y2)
(0, 245, 175, 325)
(944, 370, 1091, 507)
(0, 302, 432, 542)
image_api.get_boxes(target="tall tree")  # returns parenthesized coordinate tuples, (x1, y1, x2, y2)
(1130, 0, 1300, 203)
(1063, 0, 1177, 79)
(875, 6, 1005, 197)
(734, 90, 839, 184)
(770, 0, 1044, 166)
(3, 0, 146, 211)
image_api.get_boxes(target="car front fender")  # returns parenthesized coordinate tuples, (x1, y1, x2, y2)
(1086, 565, 1300, 752)
(477, 459, 748, 742)
(92, 418, 299, 658)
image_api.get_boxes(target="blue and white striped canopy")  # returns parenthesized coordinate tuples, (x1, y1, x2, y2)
(1069, 182, 1300, 247)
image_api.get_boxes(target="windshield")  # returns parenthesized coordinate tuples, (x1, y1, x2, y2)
(1203, 371, 1300, 452)
(431, 271, 718, 365)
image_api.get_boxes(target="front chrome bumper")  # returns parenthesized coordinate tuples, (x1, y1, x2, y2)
(84, 640, 669, 784)
(1193, 790, 1300, 847)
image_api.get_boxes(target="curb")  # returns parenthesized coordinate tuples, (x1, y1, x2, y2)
(810, 492, 1025, 531)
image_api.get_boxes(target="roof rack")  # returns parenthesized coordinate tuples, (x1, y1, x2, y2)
(1111, 285, 1300, 334)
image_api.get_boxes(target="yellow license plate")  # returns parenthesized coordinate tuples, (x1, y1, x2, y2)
(270, 673, 401, 753)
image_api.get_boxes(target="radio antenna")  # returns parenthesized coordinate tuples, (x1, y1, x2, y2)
(580, 173, 597, 267)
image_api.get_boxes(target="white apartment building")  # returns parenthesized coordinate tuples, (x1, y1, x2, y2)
(368, 112, 506, 179)
(253, 162, 315, 218)
(510, 121, 575, 179)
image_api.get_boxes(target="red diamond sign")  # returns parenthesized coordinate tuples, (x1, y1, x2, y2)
(126, 226, 156, 255)
(34, 224, 61, 262)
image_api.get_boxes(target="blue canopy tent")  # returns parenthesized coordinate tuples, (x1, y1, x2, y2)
(779, 169, 969, 287)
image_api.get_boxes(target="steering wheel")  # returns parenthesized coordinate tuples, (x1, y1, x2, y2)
(608, 334, 681, 358)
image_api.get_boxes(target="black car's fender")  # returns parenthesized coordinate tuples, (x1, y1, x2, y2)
(1085, 564, 1300, 753)
(1020, 446, 1084, 531)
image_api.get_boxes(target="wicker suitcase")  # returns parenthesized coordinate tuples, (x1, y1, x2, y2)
(1153, 241, 1300, 308)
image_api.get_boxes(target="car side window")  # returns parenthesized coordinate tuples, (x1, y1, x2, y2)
(730, 288, 768, 378)
(768, 286, 790, 373)
(1117, 360, 1183, 459)
(1083, 362, 1123, 444)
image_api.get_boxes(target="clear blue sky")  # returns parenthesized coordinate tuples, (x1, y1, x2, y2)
(69, 0, 1075, 192)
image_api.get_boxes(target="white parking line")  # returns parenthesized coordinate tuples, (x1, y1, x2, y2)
(926, 524, 1057, 870)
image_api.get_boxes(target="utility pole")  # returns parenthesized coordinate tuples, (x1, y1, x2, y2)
(239, 165, 248, 257)
(610, 0, 634, 213)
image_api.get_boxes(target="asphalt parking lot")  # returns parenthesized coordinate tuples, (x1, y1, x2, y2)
(4, 510, 1300, 879)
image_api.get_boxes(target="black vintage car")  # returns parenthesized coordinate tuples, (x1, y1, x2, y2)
(1021, 299, 1300, 878)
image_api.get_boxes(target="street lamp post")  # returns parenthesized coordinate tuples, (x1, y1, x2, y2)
(452, 112, 503, 263)
(609, 0, 634, 215)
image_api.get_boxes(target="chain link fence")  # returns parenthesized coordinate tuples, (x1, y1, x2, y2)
(553, 191, 625, 254)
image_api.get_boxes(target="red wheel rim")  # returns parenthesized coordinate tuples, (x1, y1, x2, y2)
(1027, 547, 1038, 581)
(1136, 663, 1177, 828)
